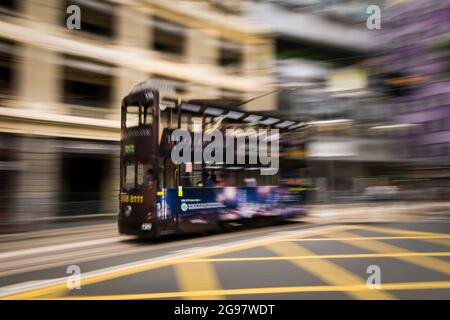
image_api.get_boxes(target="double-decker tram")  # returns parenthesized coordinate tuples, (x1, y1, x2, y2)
(119, 81, 307, 238)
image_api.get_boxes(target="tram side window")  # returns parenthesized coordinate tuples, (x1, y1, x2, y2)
(180, 163, 201, 187)
(205, 170, 224, 187)
(258, 173, 278, 186)
(159, 104, 175, 130)
(137, 164, 144, 185)
(161, 158, 177, 188)
(223, 169, 278, 187)
(223, 171, 239, 187)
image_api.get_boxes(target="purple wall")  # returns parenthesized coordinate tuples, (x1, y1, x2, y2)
(376, 0, 450, 160)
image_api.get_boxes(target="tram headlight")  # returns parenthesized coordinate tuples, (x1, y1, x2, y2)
(123, 205, 132, 217)
(141, 223, 152, 231)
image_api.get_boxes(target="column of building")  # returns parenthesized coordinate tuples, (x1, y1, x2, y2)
(241, 39, 276, 111)
(13, 0, 62, 221)
(185, 27, 220, 99)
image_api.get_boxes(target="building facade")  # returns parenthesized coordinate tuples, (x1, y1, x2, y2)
(372, 0, 450, 199)
(244, 0, 400, 202)
(0, 0, 275, 231)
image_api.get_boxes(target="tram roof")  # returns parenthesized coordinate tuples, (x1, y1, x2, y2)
(122, 84, 156, 107)
(181, 99, 304, 130)
(123, 81, 305, 130)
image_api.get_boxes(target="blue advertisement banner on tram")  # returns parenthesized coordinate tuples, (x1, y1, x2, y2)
(157, 186, 304, 232)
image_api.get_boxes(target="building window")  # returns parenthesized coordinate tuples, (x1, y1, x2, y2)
(64, 0, 115, 39)
(152, 17, 185, 55)
(62, 55, 114, 108)
(0, 39, 15, 98)
(219, 39, 241, 68)
(0, 0, 17, 15)
(276, 36, 362, 67)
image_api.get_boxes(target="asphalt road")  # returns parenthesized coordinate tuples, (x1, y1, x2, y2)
(0, 215, 450, 300)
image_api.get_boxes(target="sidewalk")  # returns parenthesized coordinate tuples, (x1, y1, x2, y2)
(303, 201, 450, 224)
(0, 213, 117, 235)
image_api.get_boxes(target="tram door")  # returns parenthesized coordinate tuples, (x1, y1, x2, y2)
(157, 102, 178, 233)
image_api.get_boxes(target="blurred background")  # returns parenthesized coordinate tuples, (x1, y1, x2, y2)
(0, 0, 448, 233)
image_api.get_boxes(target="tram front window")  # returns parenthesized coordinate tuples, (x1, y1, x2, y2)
(125, 106, 153, 128)
(122, 103, 154, 192)
(123, 162, 154, 191)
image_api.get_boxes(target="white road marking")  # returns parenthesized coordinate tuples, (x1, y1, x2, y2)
(0, 223, 115, 240)
(0, 237, 131, 260)
(170, 247, 214, 254)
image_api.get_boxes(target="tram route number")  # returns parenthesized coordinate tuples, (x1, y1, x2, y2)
(120, 194, 144, 204)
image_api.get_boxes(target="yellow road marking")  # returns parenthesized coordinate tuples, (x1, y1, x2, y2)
(414, 237, 450, 251)
(36, 288, 68, 300)
(180, 252, 450, 263)
(353, 225, 450, 249)
(280, 235, 450, 242)
(43, 281, 450, 300)
(266, 241, 394, 300)
(353, 225, 450, 238)
(326, 231, 450, 276)
(174, 262, 223, 300)
(2, 225, 352, 300)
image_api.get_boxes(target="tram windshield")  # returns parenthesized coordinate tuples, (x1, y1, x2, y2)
(121, 103, 155, 192)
